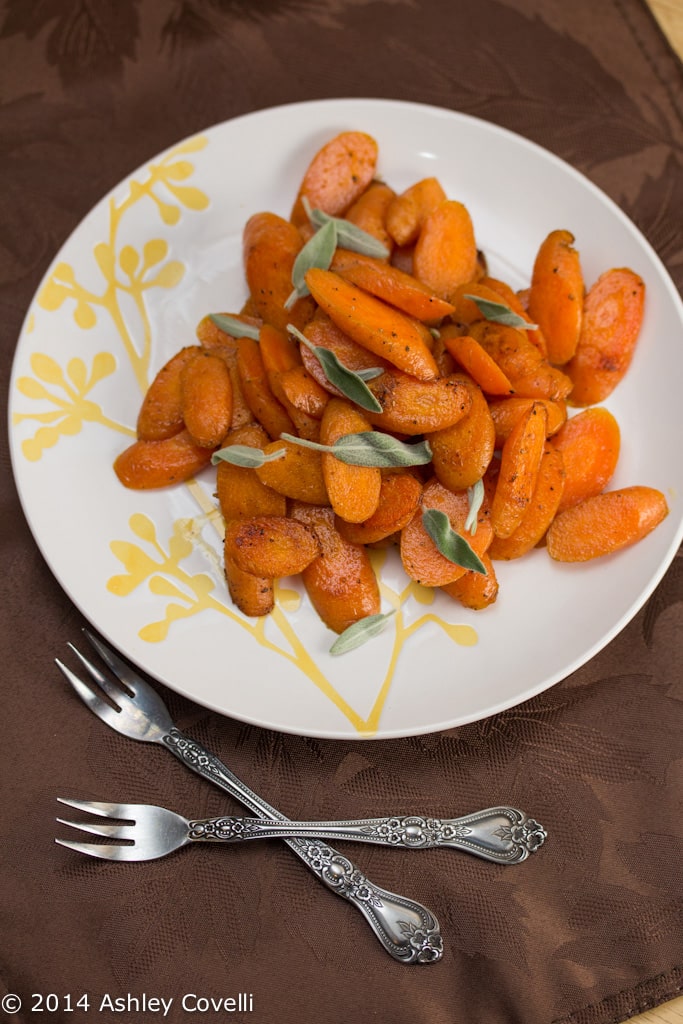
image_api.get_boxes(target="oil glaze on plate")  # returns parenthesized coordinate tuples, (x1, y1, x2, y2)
(9, 99, 683, 740)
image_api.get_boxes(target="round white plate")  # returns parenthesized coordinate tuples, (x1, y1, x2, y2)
(9, 98, 683, 740)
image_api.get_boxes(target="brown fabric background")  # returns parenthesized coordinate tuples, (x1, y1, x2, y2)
(1, 1, 682, 1022)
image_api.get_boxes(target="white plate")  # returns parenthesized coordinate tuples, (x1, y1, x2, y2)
(9, 98, 683, 740)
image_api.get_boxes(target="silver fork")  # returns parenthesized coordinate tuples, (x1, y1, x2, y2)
(55, 631, 442, 964)
(56, 799, 546, 863)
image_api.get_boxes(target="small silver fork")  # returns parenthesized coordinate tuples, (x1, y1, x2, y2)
(55, 631, 443, 964)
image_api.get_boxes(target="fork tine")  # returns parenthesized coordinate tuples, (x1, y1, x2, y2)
(56, 817, 132, 840)
(65, 642, 126, 703)
(54, 658, 124, 728)
(56, 798, 136, 818)
(54, 838, 151, 862)
(83, 629, 139, 695)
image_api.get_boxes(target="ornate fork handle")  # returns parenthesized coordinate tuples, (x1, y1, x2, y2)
(163, 729, 442, 964)
(186, 808, 546, 864)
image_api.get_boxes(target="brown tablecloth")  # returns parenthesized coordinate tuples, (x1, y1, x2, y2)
(1, 2, 682, 1022)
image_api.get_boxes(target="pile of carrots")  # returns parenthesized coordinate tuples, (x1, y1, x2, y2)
(114, 130, 669, 637)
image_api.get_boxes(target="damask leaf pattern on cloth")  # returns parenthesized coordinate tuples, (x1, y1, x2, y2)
(0, 1, 682, 1023)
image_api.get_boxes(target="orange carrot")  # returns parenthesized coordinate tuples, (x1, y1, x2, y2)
(225, 515, 321, 578)
(344, 181, 396, 252)
(137, 346, 200, 441)
(490, 401, 548, 538)
(488, 396, 567, 446)
(489, 447, 566, 559)
(215, 424, 287, 522)
(236, 336, 295, 440)
(385, 177, 447, 247)
(441, 552, 499, 609)
(527, 229, 584, 365)
(114, 430, 214, 489)
(365, 368, 472, 435)
(319, 398, 382, 524)
(428, 377, 496, 491)
(336, 471, 423, 545)
(550, 407, 620, 512)
(290, 131, 379, 227)
(304, 268, 439, 380)
(331, 249, 455, 324)
(566, 268, 645, 406)
(412, 200, 478, 299)
(180, 350, 233, 448)
(546, 486, 668, 562)
(441, 329, 515, 396)
(255, 438, 329, 505)
(243, 211, 315, 331)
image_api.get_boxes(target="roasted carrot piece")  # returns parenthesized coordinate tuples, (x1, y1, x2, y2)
(300, 311, 390, 394)
(546, 486, 668, 562)
(256, 323, 322, 437)
(114, 430, 214, 489)
(215, 423, 287, 522)
(255, 438, 329, 505)
(566, 268, 646, 406)
(441, 329, 514, 396)
(304, 268, 439, 380)
(385, 177, 447, 247)
(428, 376, 496, 491)
(236, 336, 295, 440)
(320, 398, 382, 524)
(330, 249, 455, 325)
(400, 477, 493, 587)
(137, 346, 201, 441)
(243, 211, 315, 331)
(550, 407, 620, 512)
(449, 282, 516, 328)
(195, 314, 256, 430)
(490, 401, 548, 538)
(290, 131, 379, 228)
(223, 550, 274, 618)
(488, 396, 567, 446)
(412, 200, 478, 300)
(469, 321, 572, 401)
(366, 368, 471, 435)
(344, 181, 396, 252)
(278, 365, 330, 418)
(489, 447, 566, 559)
(527, 229, 584, 365)
(291, 503, 381, 633)
(441, 552, 499, 609)
(336, 471, 423, 545)
(225, 515, 321, 578)
(180, 350, 233, 449)
(479, 275, 548, 356)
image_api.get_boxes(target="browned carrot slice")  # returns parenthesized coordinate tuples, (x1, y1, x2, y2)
(336, 471, 423, 545)
(278, 365, 330, 418)
(195, 314, 256, 430)
(489, 447, 566, 559)
(441, 330, 514, 396)
(488, 396, 567, 446)
(304, 268, 439, 380)
(225, 515, 321, 578)
(291, 503, 381, 633)
(216, 424, 287, 522)
(546, 486, 668, 562)
(344, 181, 396, 252)
(236, 336, 295, 440)
(300, 312, 391, 395)
(365, 368, 471, 435)
(527, 229, 584, 365)
(223, 550, 274, 618)
(331, 249, 455, 324)
(114, 430, 214, 489)
(243, 211, 315, 331)
(400, 478, 493, 587)
(320, 399, 382, 524)
(428, 377, 496, 491)
(255, 438, 329, 505)
(440, 552, 499, 609)
(566, 268, 645, 406)
(412, 200, 478, 300)
(180, 351, 233, 449)
(490, 402, 548, 538)
(385, 177, 447, 247)
(290, 131, 379, 227)
(137, 346, 201, 441)
(550, 407, 620, 512)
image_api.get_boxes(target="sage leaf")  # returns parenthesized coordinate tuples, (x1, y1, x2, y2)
(209, 313, 260, 340)
(464, 294, 538, 330)
(211, 444, 285, 468)
(422, 508, 487, 574)
(307, 202, 390, 260)
(465, 478, 485, 535)
(280, 430, 433, 468)
(329, 610, 396, 656)
(287, 323, 383, 413)
(286, 219, 338, 308)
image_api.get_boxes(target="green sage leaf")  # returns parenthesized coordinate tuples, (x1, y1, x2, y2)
(287, 324, 383, 413)
(209, 313, 261, 340)
(307, 202, 390, 260)
(465, 478, 485, 535)
(211, 444, 285, 468)
(422, 508, 487, 574)
(329, 610, 396, 656)
(286, 219, 338, 308)
(463, 294, 538, 330)
(280, 430, 433, 468)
